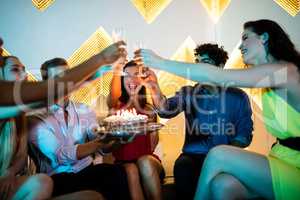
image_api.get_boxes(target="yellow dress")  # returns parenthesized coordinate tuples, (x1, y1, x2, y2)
(262, 89, 300, 200)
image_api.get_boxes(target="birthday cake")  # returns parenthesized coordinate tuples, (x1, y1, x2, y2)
(97, 109, 163, 138)
(103, 109, 148, 128)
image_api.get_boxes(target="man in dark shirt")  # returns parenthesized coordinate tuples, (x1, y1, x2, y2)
(143, 43, 253, 200)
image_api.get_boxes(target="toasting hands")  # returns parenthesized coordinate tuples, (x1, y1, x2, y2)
(134, 49, 164, 70)
(100, 41, 127, 65)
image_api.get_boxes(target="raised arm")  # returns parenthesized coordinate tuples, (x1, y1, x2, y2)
(135, 49, 295, 89)
(0, 41, 127, 105)
(142, 69, 186, 118)
(107, 57, 127, 109)
(141, 69, 167, 110)
(0, 102, 44, 119)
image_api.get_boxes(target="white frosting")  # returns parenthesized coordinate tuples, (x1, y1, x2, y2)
(104, 109, 148, 124)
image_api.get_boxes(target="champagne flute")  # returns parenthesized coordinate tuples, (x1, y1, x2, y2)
(133, 41, 148, 78)
(108, 28, 128, 76)
(112, 27, 129, 46)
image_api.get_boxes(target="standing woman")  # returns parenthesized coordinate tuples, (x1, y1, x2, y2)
(136, 19, 300, 200)
(107, 60, 164, 200)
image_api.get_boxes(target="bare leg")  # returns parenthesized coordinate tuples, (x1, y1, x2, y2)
(123, 163, 145, 200)
(12, 174, 53, 200)
(51, 191, 105, 200)
(194, 145, 275, 200)
(137, 155, 163, 200)
(211, 173, 259, 200)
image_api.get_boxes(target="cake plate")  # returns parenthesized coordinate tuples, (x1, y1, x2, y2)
(96, 122, 164, 141)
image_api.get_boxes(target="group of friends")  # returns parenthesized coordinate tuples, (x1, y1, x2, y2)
(0, 19, 300, 200)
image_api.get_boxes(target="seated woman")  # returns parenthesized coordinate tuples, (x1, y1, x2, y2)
(0, 56, 53, 200)
(0, 38, 125, 200)
(135, 19, 300, 200)
(107, 60, 165, 200)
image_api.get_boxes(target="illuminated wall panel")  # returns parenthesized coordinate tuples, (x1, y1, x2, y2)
(67, 27, 113, 67)
(32, 0, 55, 11)
(131, 0, 173, 24)
(200, 0, 231, 23)
(1, 48, 10, 56)
(274, 0, 300, 16)
(67, 27, 113, 106)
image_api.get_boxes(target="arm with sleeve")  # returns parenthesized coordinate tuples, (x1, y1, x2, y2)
(230, 91, 253, 147)
(29, 119, 79, 166)
(156, 86, 190, 119)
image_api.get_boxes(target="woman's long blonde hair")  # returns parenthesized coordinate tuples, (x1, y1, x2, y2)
(0, 116, 27, 177)
(0, 119, 16, 176)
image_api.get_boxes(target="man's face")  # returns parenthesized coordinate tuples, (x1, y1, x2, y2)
(46, 64, 70, 104)
(47, 65, 69, 78)
(2, 57, 27, 81)
(195, 53, 216, 65)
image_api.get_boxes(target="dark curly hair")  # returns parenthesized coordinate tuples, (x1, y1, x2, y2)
(244, 19, 300, 72)
(194, 43, 228, 67)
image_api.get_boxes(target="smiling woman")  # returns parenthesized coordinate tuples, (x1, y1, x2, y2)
(1, 56, 27, 81)
(135, 19, 300, 200)
(107, 59, 165, 200)
(0, 54, 53, 200)
(0, 56, 40, 119)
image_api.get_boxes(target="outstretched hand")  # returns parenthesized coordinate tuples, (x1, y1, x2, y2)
(134, 49, 163, 69)
(100, 41, 127, 65)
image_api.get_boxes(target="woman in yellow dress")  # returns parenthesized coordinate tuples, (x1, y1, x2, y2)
(135, 19, 300, 200)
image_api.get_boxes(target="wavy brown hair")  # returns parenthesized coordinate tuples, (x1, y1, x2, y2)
(244, 19, 300, 72)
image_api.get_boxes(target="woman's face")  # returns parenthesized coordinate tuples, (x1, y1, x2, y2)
(124, 66, 142, 96)
(2, 57, 27, 81)
(239, 28, 268, 65)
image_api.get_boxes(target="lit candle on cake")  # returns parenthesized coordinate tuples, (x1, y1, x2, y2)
(104, 108, 148, 125)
